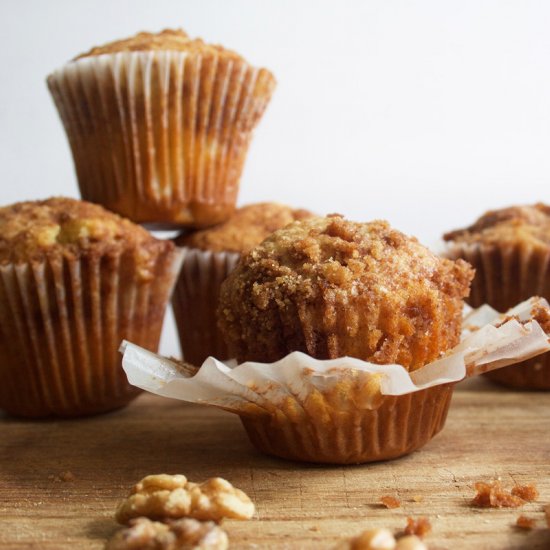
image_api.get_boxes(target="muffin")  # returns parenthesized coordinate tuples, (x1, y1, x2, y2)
(0, 198, 182, 418)
(444, 203, 550, 390)
(172, 202, 312, 365)
(47, 29, 276, 228)
(217, 215, 474, 463)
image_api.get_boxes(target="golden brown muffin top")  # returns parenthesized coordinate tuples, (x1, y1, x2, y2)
(0, 198, 174, 275)
(219, 215, 474, 369)
(444, 204, 550, 248)
(176, 203, 314, 254)
(75, 29, 243, 61)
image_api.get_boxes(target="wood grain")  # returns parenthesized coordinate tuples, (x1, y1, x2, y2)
(1, 383, 549, 549)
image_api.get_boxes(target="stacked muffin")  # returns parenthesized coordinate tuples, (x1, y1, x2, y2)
(47, 29, 276, 227)
(0, 28, 277, 418)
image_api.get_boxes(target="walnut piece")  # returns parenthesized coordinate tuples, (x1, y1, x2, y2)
(471, 481, 524, 508)
(105, 517, 228, 550)
(403, 517, 431, 538)
(115, 474, 255, 524)
(395, 536, 427, 550)
(515, 515, 536, 530)
(511, 484, 539, 502)
(380, 496, 401, 509)
(350, 528, 396, 550)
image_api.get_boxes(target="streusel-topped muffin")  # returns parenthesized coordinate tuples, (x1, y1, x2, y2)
(216, 215, 473, 463)
(219, 215, 473, 368)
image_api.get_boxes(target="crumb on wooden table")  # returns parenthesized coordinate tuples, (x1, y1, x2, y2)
(380, 495, 401, 509)
(471, 481, 525, 508)
(511, 484, 539, 502)
(515, 515, 536, 530)
(404, 517, 432, 538)
(48, 471, 76, 482)
(411, 496, 423, 503)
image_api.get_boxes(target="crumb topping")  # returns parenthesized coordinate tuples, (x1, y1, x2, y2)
(177, 203, 313, 253)
(0, 198, 173, 276)
(219, 216, 473, 370)
(75, 29, 243, 61)
(444, 204, 550, 248)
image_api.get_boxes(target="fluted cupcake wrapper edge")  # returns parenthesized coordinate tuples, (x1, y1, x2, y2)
(120, 297, 550, 463)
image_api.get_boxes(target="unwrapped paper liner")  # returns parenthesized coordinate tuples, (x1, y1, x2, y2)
(120, 297, 550, 415)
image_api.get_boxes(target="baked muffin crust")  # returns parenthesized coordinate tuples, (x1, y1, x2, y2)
(444, 204, 550, 249)
(0, 198, 174, 278)
(176, 203, 313, 253)
(218, 216, 473, 370)
(75, 29, 242, 60)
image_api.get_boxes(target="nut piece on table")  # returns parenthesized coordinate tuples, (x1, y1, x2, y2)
(115, 474, 255, 524)
(350, 528, 396, 550)
(105, 517, 228, 550)
(395, 536, 428, 550)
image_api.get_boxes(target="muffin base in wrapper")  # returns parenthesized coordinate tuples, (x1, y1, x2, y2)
(447, 241, 550, 389)
(121, 297, 550, 464)
(47, 51, 276, 227)
(172, 247, 240, 365)
(0, 248, 183, 418)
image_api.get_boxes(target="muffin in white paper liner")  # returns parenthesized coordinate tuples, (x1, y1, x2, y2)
(121, 297, 550, 464)
(47, 50, 276, 228)
(0, 246, 183, 419)
(172, 246, 240, 365)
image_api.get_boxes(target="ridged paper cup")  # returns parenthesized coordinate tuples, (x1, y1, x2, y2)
(447, 241, 550, 389)
(240, 384, 453, 464)
(172, 246, 240, 365)
(0, 247, 183, 418)
(47, 52, 276, 227)
(121, 298, 550, 464)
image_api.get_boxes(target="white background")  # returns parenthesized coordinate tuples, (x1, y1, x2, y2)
(1, 0, 550, 357)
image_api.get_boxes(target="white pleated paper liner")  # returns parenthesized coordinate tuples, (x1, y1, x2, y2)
(446, 240, 550, 389)
(122, 297, 550, 406)
(0, 246, 183, 418)
(120, 297, 550, 463)
(47, 51, 276, 227)
(172, 246, 240, 365)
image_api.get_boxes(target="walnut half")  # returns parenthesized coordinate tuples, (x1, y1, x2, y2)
(105, 517, 228, 550)
(115, 474, 255, 525)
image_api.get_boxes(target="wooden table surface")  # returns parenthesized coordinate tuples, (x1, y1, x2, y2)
(1, 378, 549, 550)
